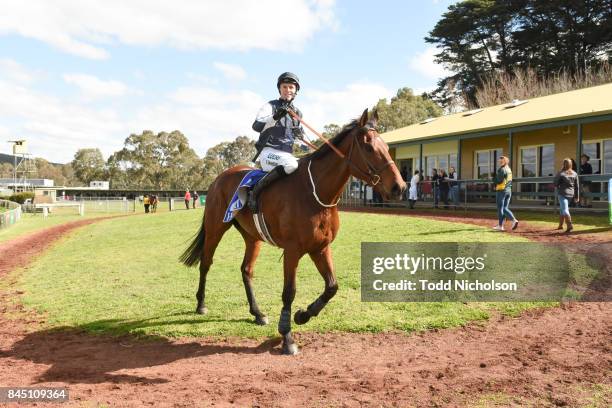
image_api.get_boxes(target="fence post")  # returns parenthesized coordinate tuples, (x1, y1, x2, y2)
(608, 178, 612, 225)
(464, 180, 468, 212)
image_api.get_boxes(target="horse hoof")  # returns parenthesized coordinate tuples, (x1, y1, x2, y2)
(294, 309, 310, 325)
(282, 343, 299, 355)
(196, 307, 208, 315)
(255, 315, 269, 325)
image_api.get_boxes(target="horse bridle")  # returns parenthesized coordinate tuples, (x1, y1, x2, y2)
(345, 124, 395, 187)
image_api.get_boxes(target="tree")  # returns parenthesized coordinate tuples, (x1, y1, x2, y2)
(372, 87, 443, 133)
(0, 163, 13, 178)
(114, 130, 204, 190)
(426, 0, 612, 107)
(202, 136, 255, 187)
(33, 158, 68, 186)
(71, 148, 106, 185)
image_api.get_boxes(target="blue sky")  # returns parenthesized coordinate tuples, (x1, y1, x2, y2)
(0, 0, 455, 163)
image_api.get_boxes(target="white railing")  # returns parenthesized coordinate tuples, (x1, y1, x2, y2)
(0, 199, 22, 229)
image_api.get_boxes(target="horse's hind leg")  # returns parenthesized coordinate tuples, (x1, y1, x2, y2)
(294, 245, 338, 325)
(236, 230, 268, 325)
(196, 214, 232, 315)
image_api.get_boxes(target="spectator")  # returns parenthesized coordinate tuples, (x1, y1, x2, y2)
(554, 158, 579, 233)
(431, 169, 440, 208)
(439, 169, 450, 209)
(192, 191, 199, 209)
(448, 166, 459, 209)
(400, 166, 408, 183)
(151, 194, 158, 213)
(408, 170, 420, 209)
(579, 154, 592, 208)
(493, 156, 519, 231)
(143, 194, 150, 214)
(184, 190, 191, 210)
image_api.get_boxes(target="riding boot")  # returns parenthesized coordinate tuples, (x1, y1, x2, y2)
(248, 166, 287, 213)
(565, 215, 573, 233)
(556, 215, 564, 230)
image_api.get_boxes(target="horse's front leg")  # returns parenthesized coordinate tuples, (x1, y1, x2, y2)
(279, 249, 301, 355)
(294, 245, 338, 325)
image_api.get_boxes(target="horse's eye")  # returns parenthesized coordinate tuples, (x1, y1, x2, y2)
(364, 144, 374, 153)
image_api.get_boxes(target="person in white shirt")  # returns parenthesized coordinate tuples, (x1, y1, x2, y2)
(408, 170, 420, 209)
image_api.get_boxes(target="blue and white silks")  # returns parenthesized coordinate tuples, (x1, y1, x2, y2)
(223, 170, 267, 223)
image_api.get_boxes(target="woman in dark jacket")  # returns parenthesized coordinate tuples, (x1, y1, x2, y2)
(554, 158, 579, 233)
(438, 169, 450, 209)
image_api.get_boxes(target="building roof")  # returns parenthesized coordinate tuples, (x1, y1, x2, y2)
(382, 83, 612, 145)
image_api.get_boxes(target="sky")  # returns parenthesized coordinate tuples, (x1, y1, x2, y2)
(0, 0, 455, 163)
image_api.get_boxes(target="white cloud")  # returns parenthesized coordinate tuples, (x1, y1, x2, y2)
(0, 59, 41, 84)
(0, 61, 391, 164)
(0, 78, 127, 162)
(408, 47, 453, 81)
(213, 62, 247, 81)
(132, 87, 266, 156)
(63, 73, 128, 98)
(299, 82, 394, 131)
(0, 0, 337, 59)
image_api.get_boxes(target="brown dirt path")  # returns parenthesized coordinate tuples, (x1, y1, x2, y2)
(0, 212, 610, 407)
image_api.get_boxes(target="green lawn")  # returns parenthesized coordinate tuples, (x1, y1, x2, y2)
(6, 210, 602, 339)
(0, 211, 116, 244)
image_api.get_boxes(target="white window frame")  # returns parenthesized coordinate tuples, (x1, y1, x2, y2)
(424, 153, 457, 177)
(519, 144, 555, 178)
(583, 138, 612, 174)
(474, 148, 502, 179)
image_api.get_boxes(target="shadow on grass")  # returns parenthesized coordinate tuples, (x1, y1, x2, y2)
(0, 314, 282, 385)
(77, 312, 255, 335)
(416, 228, 482, 236)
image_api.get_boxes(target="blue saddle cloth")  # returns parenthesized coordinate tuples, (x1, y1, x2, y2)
(223, 169, 267, 223)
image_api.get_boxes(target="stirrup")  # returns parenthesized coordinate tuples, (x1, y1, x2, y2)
(247, 189, 259, 213)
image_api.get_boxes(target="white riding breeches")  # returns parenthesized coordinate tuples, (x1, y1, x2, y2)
(259, 147, 298, 174)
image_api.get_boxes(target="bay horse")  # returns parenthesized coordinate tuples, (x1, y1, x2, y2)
(180, 109, 406, 354)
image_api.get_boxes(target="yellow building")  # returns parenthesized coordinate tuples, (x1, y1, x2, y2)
(382, 83, 612, 202)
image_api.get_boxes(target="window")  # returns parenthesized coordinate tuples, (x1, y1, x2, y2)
(521, 147, 537, 177)
(604, 140, 612, 174)
(582, 139, 612, 201)
(582, 142, 601, 174)
(519, 145, 555, 178)
(449, 154, 458, 171)
(539, 145, 555, 177)
(519, 144, 555, 198)
(475, 148, 503, 179)
(425, 153, 457, 177)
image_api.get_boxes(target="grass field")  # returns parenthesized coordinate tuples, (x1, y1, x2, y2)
(0, 211, 115, 244)
(5, 209, 604, 339)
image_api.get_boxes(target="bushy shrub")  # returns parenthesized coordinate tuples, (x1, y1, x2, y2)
(0, 191, 35, 204)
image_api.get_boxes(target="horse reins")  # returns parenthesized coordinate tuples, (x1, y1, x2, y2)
(287, 109, 395, 188)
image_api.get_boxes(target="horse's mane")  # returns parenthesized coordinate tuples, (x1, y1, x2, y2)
(299, 119, 360, 162)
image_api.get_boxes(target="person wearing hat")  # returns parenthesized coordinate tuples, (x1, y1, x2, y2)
(579, 153, 592, 208)
(248, 72, 307, 212)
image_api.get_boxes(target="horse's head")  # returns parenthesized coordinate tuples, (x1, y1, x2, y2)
(348, 109, 406, 201)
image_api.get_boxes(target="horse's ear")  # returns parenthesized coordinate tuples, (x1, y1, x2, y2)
(371, 109, 379, 127)
(358, 109, 369, 127)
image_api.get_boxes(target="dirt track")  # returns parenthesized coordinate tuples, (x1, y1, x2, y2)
(0, 214, 610, 407)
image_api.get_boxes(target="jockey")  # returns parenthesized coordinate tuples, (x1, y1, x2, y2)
(248, 71, 306, 212)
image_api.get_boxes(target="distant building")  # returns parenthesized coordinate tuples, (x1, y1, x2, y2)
(381, 83, 612, 204)
(90, 181, 110, 190)
(0, 178, 54, 189)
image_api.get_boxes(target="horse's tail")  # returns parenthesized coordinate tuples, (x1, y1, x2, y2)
(179, 215, 206, 267)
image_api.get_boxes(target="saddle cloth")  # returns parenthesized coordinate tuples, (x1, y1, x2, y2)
(223, 169, 267, 223)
